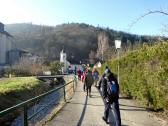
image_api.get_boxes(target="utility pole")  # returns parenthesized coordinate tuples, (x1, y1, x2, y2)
(115, 40, 121, 84)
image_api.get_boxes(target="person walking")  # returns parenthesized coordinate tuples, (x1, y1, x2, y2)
(85, 69, 94, 97)
(77, 68, 82, 80)
(98, 68, 121, 125)
(81, 69, 87, 91)
(92, 68, 99, 87)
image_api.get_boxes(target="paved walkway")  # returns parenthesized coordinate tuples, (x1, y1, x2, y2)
(45, 80, 167, 126)
(45, 81, 107, 126)
(119, 97, 167, 126)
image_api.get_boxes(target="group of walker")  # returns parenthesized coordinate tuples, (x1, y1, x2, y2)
(78, 68, 99, 97)
(77, 66, 121, 125)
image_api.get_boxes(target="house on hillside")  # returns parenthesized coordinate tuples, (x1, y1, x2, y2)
(7, 49, 27, 65)
(0, 22, 12, 66)
(8, 49, 43, 65)
(0, 22, 43, 77)
(22, 52, 43, 63)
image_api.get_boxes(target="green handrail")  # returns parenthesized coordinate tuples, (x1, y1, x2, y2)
(0, 76, 77, 126)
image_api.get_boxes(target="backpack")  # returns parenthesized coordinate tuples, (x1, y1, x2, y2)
(107, 80, 118, 98)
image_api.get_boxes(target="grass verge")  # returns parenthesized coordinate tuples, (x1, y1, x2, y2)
(0, 77, 51, 111)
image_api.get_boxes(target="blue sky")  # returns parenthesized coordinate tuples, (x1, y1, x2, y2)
(1, 0, 168, 36)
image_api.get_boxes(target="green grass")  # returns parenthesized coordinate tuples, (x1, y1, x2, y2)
(0, 77, 40, 94)
(0, 77, 50, 111)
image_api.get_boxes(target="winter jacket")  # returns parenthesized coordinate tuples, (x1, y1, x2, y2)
(101, 73, 119, 103)
(85, 72, 94, 87)
(81, 71, 87, 82)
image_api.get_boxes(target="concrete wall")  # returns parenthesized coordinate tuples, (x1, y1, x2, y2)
(0, 33, 12, 65)
(0, 34, 7, 64)
(8, 51, 21, 64)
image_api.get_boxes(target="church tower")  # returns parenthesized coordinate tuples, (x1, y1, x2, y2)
(60, 49, 66, 63)
(60, 49, 67, 73)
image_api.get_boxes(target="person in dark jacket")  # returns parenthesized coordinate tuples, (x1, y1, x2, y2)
(98, 68, 121, 125)
(85, 70, 94, 97)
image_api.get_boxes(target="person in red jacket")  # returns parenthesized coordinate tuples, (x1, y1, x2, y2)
(81, 69, 87, 91)
(77, 68, 82, 80)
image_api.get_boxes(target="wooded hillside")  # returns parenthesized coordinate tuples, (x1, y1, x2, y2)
(5, 23, 163, 63)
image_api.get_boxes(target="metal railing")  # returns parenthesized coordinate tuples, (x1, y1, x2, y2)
(0, 75, 77, 126)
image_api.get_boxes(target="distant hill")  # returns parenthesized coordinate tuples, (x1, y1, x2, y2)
(5, 23, 162, 63)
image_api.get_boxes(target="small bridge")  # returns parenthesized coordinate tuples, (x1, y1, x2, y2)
(37, 75, 65, 81)
(37, 75, 65, 78)
(36, 75, 67, 85)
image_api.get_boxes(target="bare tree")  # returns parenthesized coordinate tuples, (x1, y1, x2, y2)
(96, 32, 112, 61)
(12, 57, 44, 76)
(129, 10, 168, 31)
(89, 50, 96, 64)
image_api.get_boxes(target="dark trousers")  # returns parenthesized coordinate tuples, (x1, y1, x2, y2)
(104, 99, 121, 126)
(86, 86, 91, 95)
(83, 82, 86, 91)
(94, 80, 98, 86)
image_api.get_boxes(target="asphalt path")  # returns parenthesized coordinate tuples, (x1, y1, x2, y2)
(44, 80, 168, 126)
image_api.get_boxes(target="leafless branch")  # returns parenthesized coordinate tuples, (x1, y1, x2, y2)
(128, 10, 168, 31)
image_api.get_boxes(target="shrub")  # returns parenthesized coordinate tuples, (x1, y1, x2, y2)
(49, 61, 64, 74)
(101, 42, 168, 111)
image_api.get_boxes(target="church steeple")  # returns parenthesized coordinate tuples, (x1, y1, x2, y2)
(60, 49, 66, 63)
(61, 49, 64, 54)
(60, 48, 68, 73)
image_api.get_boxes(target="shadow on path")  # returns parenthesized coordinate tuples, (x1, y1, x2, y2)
(96, 88, 118, 126)
(119, 96, 132, 99)
(75, 90, 99, 94)
(119, 104, 146, 109)
(119, 103, 147, 112)
(76, 95, 88, 126)
(120, 108, 147, 112)
(67, 101, 103, 107)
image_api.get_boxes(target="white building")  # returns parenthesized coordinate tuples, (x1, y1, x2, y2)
(60, 49, 70, 73)
(0, 22, 12, 65)
(60, 49, 66, 63)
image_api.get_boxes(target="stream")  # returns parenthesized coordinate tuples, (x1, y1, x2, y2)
(11, 86, 64, 126)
